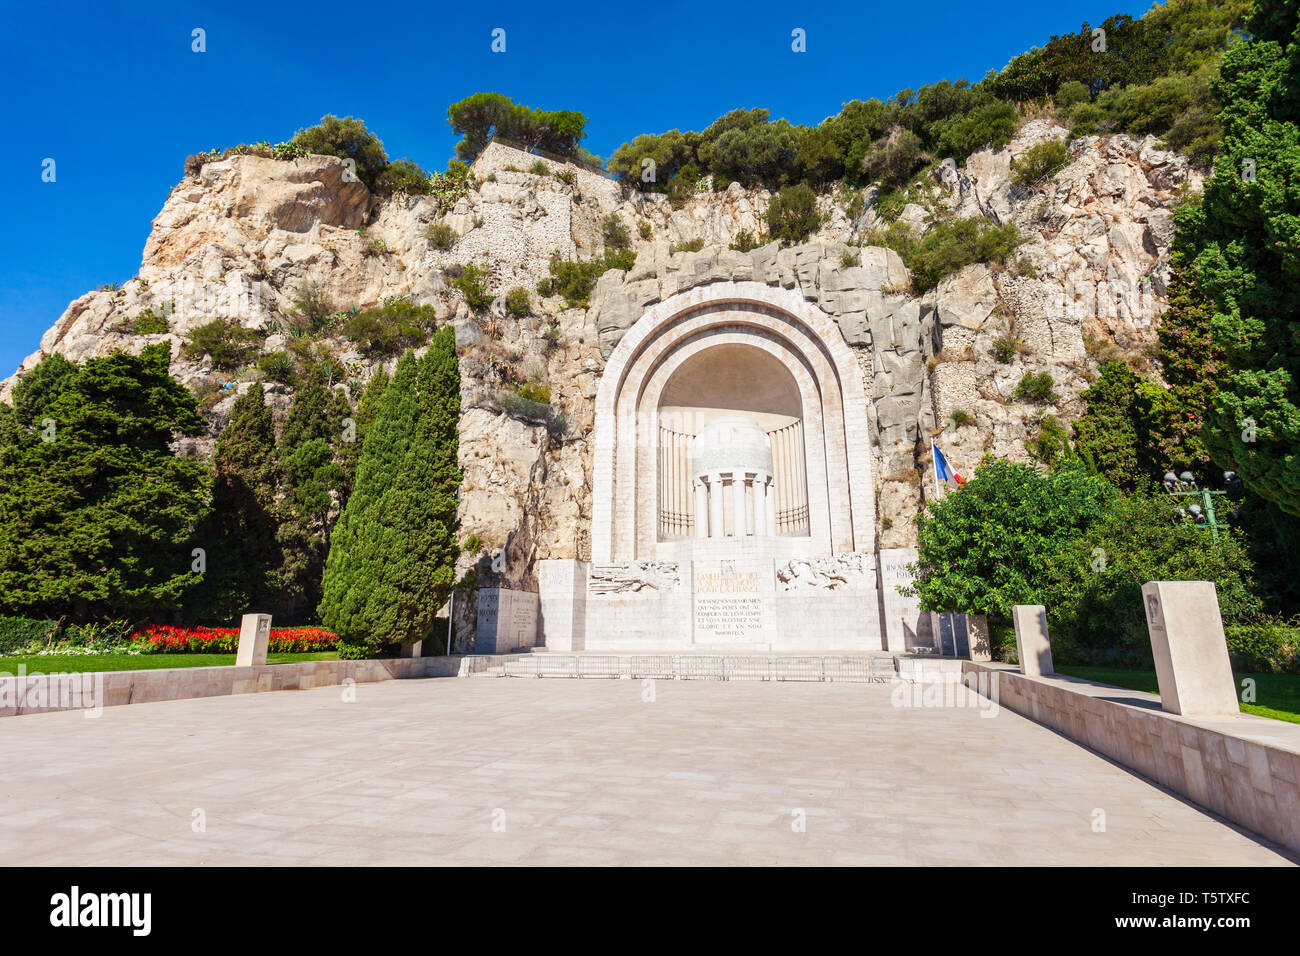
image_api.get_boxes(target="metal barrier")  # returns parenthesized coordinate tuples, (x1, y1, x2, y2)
(775, 657, 824, 681)
(537, 656, 580, 678)
(577, 656, 622, 679)
(465, 653, 926, 684)
(675, 656, 725, 681)
(721, 657, 773, 681)
(630, 656, 675, 679)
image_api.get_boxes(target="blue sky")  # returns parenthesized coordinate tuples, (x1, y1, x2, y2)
(0, 0, 1150, 377)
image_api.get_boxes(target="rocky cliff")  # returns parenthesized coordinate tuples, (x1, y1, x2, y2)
(4, 124, 1199, 592)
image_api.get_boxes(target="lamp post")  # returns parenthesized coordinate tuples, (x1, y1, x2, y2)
(1164, 470, 1243, 542)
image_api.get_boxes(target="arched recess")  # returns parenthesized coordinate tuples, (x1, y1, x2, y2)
(591, 282, 874, 563)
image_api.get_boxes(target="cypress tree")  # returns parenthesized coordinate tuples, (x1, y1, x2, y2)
(320, 329, 461, 651)
(275, 367, 349, 622)
(337, 367, 390, 503)
(187, 382, 281, 623)
(0, 345, 209, 620)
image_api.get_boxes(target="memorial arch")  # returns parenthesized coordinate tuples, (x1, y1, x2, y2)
(534, 281, 890, 653)
(591, 282, 876, 564)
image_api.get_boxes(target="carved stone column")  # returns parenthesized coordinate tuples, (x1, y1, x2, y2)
(732, 470, 748, 536)
(693, 479, 708, 539)
(708, 472, 724, 539)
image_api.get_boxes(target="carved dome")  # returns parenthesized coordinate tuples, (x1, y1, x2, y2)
(691, 416, 773, 477)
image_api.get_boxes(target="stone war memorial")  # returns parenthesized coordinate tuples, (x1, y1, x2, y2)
(10, 0, 1300, 883)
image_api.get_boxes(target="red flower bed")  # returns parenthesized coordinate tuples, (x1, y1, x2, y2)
(130, 625, 339, 654)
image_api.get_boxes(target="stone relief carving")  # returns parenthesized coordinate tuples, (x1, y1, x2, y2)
(776, 552, 874, 592)
(589, 561, 682, 595)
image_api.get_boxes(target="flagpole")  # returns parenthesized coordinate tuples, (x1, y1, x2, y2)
(930, 442, 941, 500)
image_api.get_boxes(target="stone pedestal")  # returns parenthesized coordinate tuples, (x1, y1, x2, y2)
(1012, 605, 1053, 676)
(475, 588, 539, 654)
(966, 613, 992, 662)
(236, 613, 271, 667)
(538, 560, 588, 651)
(1142, 581, 1239, 717)
(398, 641, 423, 658)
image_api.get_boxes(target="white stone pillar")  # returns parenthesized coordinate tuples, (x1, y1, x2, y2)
(1142, 581, 1239, 716)
(236, 613, 271, 667)
(732, 470, 748, 536)
(693, 479, 708, 539)
(709, 472, 724, 539)
(751, 475, 765, 535)
(759, 478, 769, 538)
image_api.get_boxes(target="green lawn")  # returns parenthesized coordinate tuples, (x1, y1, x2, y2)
(1056, 665, 1300, 725)
(0, 652, 338, 674)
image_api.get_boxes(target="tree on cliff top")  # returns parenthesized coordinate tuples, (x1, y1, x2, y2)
(319, 329, 461, 651)
(290, 114, 389, 190)
(447, 92, 587, 162)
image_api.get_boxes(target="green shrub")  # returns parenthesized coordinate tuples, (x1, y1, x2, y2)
(992, 334, 1023, 363)
(932, 100, 1020, 159)
(1013, 371, 1058, 404)
(123, 308, 170, 335)
(0, 616, 61, 654)
(729, 229, 761, 252)
(452, 263, 493, 313)
(860, 127, 927, 189)
(1012, 139, 1070, 186)
(545, 248, 636, 309)
(670, 238, 705, 254)
(530, 160, 549, 175)
(257, 350, 295, 383)
(873, 217, 1021, 293)
(766, 183, 822, 245)
(516, 381, 551, 404)
(602, 213, 631, 252)
(1026, 415, 1071, 466)
(343, 299, 438, 357)
(377, 158, 432, 195)
(182, 320, 265, 370)
(1054, 80, 1091, 109)
(428, 161, 473, 214)
(290, 282, 336, 333)
(425, 221, 457, 250)
(638, 220, 653, 240)
(949, 409, 973, 427)
(1046, 493, 1261, 662)
(1224, 620, 1300, 675)
(505, 287, 531, 317)
(289, 114, 389, 190)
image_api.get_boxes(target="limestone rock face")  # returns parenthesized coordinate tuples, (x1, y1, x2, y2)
(5, 128, 1201, 577)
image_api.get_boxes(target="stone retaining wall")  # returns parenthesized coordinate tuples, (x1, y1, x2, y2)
(963, 662, 1300, 856)
(0, 656, 464, 718)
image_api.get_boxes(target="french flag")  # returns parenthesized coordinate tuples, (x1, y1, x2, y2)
(932, 443, 965, 494)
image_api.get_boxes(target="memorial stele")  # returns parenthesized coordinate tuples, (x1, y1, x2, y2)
(506, 282, 931, 653)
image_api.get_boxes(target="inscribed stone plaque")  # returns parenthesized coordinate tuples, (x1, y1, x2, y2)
(692, 559, 766, 643)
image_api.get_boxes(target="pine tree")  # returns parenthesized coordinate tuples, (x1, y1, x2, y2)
(187, 383, 281, 623)
(0, 345, 209, 620)
(319, 330, 461, 651)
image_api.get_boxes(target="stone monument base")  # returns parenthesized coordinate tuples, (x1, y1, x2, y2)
(537, 548, 889, 653)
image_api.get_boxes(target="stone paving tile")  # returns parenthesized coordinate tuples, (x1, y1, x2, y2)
(0, 678, 1295, 866)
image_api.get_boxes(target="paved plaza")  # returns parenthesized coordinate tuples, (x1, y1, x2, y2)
(0, 677, 1294, 866)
